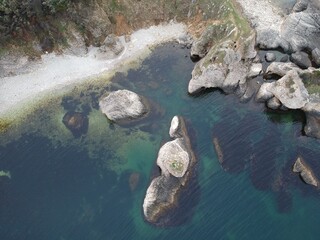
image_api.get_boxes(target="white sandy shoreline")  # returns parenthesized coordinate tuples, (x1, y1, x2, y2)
(0, 22, 188, 119)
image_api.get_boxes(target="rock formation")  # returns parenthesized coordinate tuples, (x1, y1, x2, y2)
(143, 116, 197, 226)
(99, 89, 149, 123)
(293, 157, 318, 187)
(256, 70, 309, 109)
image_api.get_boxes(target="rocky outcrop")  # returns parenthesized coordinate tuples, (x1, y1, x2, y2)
(143, 116, 197, 226)
(99, 89, 149, 123)
(255, 2, 320, 65)
(293, 157, 318, 187)
(62, 111, 89, 138)
(188, 33, 257, 97)
(256, 70, 309, 109)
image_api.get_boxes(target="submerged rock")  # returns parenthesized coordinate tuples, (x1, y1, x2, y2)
(62, 111, 89, 138)
(129, 172, 140, 192)
(293, 157, 318, 187)
(143, 116, 197, 226)
(99, 89, 149, 123)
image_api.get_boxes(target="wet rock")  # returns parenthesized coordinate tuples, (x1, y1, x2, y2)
(248, 63, 263, 78)
(265, 52, 276, 62)
(290, 52, 312, 69)
(293, 156, 318, 187)
(143, 116, 197, 226)
(99, 90, 149, 123)
(62, 111, 89, 138)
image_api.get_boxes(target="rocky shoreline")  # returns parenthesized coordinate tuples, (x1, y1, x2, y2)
(188, 0, 320, 139)
(1, 0, 320, 226)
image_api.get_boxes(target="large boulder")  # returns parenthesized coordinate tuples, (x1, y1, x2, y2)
(99, 89, 149, 123)
(293, 157, 318, 187)
(143, 116, 197, 226)
(256, 70, 309, 109)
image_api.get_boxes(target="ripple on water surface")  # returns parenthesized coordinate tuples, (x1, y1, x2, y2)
(1, 43, 320, 239)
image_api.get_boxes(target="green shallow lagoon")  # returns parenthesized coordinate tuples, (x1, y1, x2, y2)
(1, 43, 320, 239)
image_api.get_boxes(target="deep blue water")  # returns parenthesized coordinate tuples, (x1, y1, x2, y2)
(1, 43, 320, 239)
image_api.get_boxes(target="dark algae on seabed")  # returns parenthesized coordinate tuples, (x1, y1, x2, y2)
(1, 43, 320, 239)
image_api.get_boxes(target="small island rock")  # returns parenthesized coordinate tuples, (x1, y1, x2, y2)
(293, 157, 318, 187)
(143, 116, 197, 226)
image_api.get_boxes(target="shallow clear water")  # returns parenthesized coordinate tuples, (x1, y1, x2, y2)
(1, 43, 320, 239)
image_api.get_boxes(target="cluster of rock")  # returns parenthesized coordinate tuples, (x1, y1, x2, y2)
(188, 0, 320, 139)
(143, 116, 197, 226)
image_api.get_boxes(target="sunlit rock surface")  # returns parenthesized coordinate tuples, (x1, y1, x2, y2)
(99, 89, 149, 123)
(143, 116, 197, 226)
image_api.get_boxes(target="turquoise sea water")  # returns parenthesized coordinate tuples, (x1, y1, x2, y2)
(1, 43, 320, 239)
